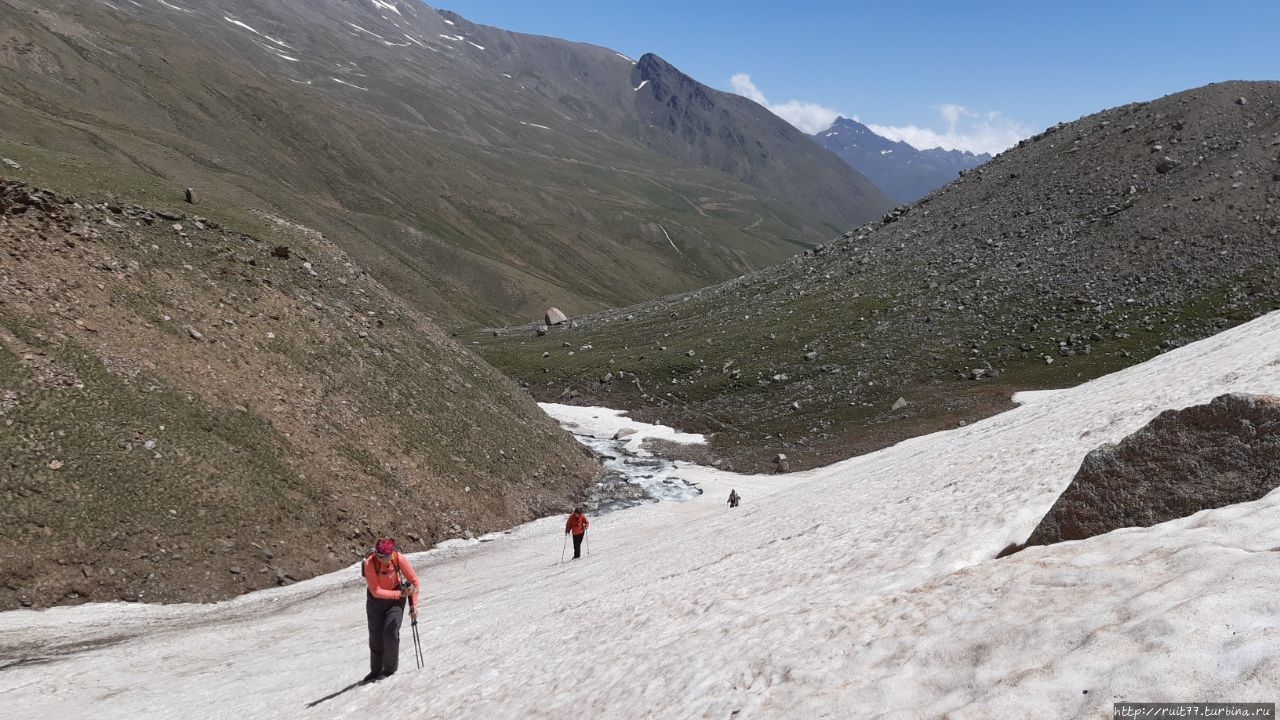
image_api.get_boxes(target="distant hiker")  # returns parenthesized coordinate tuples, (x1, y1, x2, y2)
(361, 538, 419, 683)
(728, 489, 740, 508)
(565, 507, 590, 559)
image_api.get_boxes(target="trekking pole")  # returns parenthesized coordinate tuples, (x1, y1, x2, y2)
(411, 617, 424, 670)
(560, 533, 568, 563)
(585, 533, 590, 556)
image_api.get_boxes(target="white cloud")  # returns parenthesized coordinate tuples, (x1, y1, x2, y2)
(729, 74, 1030, 154)
(729, 73, 841, 134)
(868, 104, 1031, 156)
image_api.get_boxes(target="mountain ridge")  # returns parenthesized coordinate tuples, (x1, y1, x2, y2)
(0, 0, 891, 324)
(814, 116, 991, 203)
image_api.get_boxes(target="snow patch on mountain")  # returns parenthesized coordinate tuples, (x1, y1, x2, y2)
(347, 22, 386, 40)
(330, 77, 368, 91)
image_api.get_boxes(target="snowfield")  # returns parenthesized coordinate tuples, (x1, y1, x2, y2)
(2, 311, 1279, 718)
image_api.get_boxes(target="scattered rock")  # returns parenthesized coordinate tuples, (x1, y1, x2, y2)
(2, 158, 21, 170)
(614, 428, 637, 440)
(185, 325, 204, 341)
(1155, 156, 1181, 174)
(891, 397, 908, 411)
(48, 459, 63, 470)
(544, 307, 568, 326)
(184, 188, 197, 204)
(271, 246, 290, 259)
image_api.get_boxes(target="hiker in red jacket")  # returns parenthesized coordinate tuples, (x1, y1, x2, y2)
(565, 507, 590, 559)
(361, 538, 419, 683)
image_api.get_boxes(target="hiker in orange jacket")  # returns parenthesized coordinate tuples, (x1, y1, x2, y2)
(565, 507, 590, 559)
(361, 538, 419, 683)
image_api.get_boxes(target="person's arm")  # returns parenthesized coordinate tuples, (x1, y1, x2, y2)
(399, 554, 421, 614)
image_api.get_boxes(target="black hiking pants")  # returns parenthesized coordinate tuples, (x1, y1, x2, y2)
(572, 532, 585, 559)
(366, 595, 406, 677)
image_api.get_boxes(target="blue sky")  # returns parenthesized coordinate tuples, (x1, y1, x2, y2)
(436, 1, 1278, 154)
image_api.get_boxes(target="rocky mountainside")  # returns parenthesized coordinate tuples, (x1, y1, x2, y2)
(0, 0, 891, 325)
(0, 180, 599, 610)
(814, 117, 991, 203)
(630, 55, 888, 226)
(476, 81, 1280, 472)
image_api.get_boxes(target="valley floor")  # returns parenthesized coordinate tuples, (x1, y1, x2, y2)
(2, 312, 1280, 718)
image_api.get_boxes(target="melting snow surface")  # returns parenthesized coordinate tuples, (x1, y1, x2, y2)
(1012, 389, 1067, 405)
(3, 313, 1280, 718)
(540, 403, 705, 454)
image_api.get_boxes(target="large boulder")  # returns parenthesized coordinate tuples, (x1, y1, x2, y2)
(544, 307, 568, 326)
(1025, 393, 1280, 547)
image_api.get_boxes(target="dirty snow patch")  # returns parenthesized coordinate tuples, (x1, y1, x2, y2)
(442, 18, 455, 25)
(634, 80, 648, 92)
(518, 121, 552, 131)
(157, 0, 192, 12)
(369, 0, 401, 14)
(467, 41, 485, 50)
(275, 53, 300, 62)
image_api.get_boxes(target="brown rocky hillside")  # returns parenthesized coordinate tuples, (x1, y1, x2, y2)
(0, 180, 599, 610)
